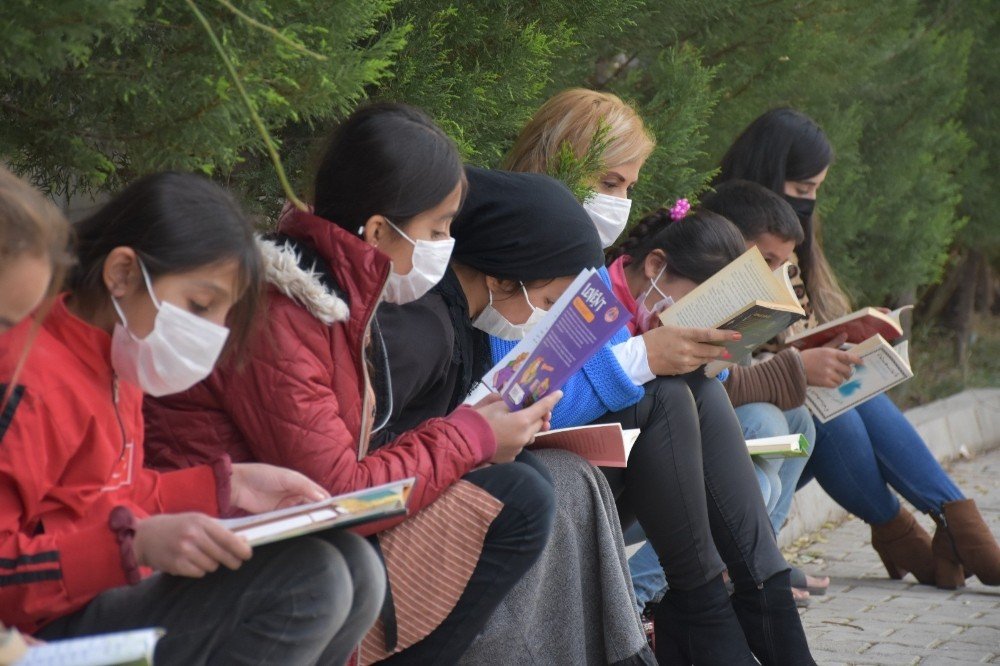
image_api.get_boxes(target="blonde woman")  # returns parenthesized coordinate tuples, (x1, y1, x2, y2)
(505, 87, 654, 249)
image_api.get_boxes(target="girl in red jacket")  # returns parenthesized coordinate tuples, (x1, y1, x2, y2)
(144, 105, 560, 664)
(0, 172, 385, 665)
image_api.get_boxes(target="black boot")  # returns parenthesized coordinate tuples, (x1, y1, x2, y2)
(729, 569, 816, 665)
(654, 574, 757, 666)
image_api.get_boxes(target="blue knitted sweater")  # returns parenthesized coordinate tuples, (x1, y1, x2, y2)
(489, 266, 644, 429)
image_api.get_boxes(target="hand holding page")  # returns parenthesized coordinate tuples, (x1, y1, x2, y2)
(479, 269, 629, 410)
(805, 335, 912, 422)
(659, 248, 805, 365)
(219, 478, 415, 547)
(530, 424, 640, 467)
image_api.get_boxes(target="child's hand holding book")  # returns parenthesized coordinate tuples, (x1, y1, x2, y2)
(799, 333, 865, 388)
(641, 325, 741, 376)
(472, 390, 563, 463)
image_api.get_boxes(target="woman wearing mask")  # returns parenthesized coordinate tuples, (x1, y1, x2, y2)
(716, 107, 1000, 590)
(504, 87, 740, 432)
(378, 166, 656, 666)
(144, 104, 559, 664)
(0, 171, 384, 665)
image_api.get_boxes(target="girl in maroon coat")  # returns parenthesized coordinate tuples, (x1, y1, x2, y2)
(144, 104, 562, 663)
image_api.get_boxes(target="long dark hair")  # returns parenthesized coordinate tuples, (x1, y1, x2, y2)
(312, 102, 465, 234)
(70, 172, 263, 353)
(608, 207, 746, 284)
(715, 108, 850, 321)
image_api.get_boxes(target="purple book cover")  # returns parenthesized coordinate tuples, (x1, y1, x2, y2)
(500, 273, 628, 410)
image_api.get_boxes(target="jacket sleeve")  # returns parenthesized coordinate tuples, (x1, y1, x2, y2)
(131, 462, 226, 517)
(489, 324, 644, 430)
(211, 303, 496, 533)
(0, 387, 129, 632)
(723, 348, 808, 410)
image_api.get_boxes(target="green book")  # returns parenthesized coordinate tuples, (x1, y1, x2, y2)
(746, 433, 811, 459)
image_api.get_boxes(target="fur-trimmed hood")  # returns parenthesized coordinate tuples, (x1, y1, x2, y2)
(256, 236, 349, 325)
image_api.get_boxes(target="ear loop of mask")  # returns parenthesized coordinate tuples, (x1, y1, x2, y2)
(110, 258, 160, 335)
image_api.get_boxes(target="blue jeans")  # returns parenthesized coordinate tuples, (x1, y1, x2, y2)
(627, 404, 814, 610)
(737, 404, 816, 534)
(798, 393, 964, 524)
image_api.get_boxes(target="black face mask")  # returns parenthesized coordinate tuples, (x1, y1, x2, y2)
(783, 194, 816, 224)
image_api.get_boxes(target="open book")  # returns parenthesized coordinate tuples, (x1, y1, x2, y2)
(746, 434, 810, 459)
(8, 628, 163, 666)
(659, 247, 805, 365)
(805, 335, 913, 423)
(530, 423, 640, 467)
(785, 305, 912, 350)
(219, 478, 414, 547)
(469, 269, 628, 410)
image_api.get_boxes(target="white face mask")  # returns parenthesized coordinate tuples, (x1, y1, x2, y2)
(380, 219, 455, 305)
(635, 267, 674, 334)
(472, 284, 547, 340)
(111, 259, 230, 397)
(583, 192, 632, 249)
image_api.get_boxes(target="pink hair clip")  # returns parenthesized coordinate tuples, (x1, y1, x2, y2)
(669, 198, 690, 221)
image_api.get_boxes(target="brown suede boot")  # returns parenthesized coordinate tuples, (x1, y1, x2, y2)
(931, 499, 1000, 590)
(870, 508, 935, 584)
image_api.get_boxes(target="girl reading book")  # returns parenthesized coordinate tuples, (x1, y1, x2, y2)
(716, 107, 1000, 589)
(143, 104, 560, 664)
(502, 89, 815, 665)
(377, 166, 655, 666)
(0, 171, 385, 664)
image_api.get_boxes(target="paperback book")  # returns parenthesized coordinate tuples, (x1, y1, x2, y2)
(219, 478, 415, 547)
(529, 423, 641, 467)
(659, 247, 806, 365)
(8, 628, 163, 666)
(785, 305, 912, 350)
(745, 433, 811, 459)
(805, 335, 913, 423)
(472, 269, 628, 410)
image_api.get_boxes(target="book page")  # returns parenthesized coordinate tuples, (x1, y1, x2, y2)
(660, 247, 801, 329)
(16, 628, 163, 666)
(805, 335, 913, 423)
(773, 262, 797, 303)
(889, 304, 914, 328)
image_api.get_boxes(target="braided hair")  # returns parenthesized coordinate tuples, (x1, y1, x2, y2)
(606, 206, 746, 284)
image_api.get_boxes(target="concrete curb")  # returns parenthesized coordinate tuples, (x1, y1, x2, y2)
(778, 388, 1000, 548)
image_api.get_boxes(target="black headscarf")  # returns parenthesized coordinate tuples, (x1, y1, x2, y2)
(450, 166, 604, 280)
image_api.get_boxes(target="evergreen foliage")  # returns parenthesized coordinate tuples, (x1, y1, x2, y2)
(0, 0, 403, 195)
(1, 0, 995, 306)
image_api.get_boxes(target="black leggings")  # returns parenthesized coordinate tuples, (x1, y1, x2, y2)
(599, 372, 787, 590)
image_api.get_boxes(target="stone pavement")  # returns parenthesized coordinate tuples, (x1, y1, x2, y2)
(795, 446, 1000, 665)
